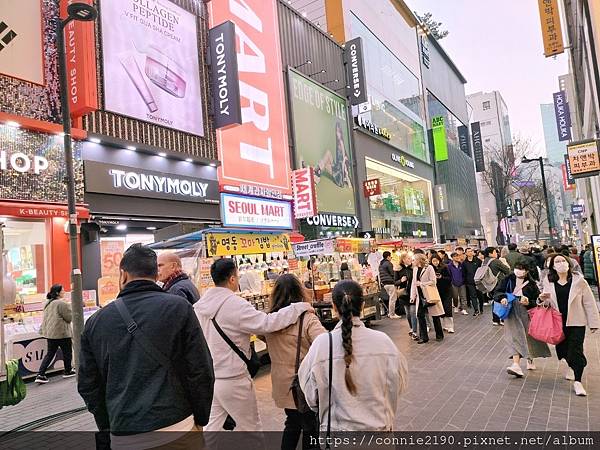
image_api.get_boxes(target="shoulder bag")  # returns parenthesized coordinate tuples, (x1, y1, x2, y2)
(290, 312, 311, 413)
(419, 268, 441, 304)
(211, 302, 260, 378)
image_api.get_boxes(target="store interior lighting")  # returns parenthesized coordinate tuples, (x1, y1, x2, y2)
(185, 158, 193, 162)
(210, 163, 217, 167)
(5, 121, 20, 128)
(89, 137, 101, 144)
(158, 152, 167, 157)
(116, 224, 127, 231)
(126, 146, 136, 151)
(146, 227, 157, 231)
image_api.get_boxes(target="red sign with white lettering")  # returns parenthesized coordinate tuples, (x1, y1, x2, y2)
(0, 202, 90, 219)
(208, 0, 291, 196)
(363, 179, 382, 197)
(60, 0, 98, 118)
(292, 168, 317, 219)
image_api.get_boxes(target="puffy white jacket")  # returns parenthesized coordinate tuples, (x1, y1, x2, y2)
(194, 287, 311, 379)
(298, 318, 408, 431)
(541, 274, 600, 328)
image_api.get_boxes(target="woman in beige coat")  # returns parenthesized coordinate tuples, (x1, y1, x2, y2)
(264, 274, 325, 450)
(35, 284, 75, 383)
(411, 254, 445, 343)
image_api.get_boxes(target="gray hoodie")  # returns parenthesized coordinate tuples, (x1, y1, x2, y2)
(194, 287, 311, 379)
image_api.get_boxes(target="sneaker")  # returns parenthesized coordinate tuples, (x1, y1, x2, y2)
(565, 368, 575, 381)
(63, 370, 76, 378)
(507, 363, 524, 378)
(527, 360, 536, 370)
(483, 302, 490, 306)
(461, 309, 469, 316)
(492, 321, 500, 326)
(427, 326, 430, 333)
(447, 328, 455, 333)
(35, 375, 49, 384)
(435, 336, 444, 342)
(453, 307, 459, 313)
(412, 334, 420, 341)
(573, 381, 587, 396)
(417, 339, 429, 344)
(499, 321, 505, 326)
(388, 314, 400, 320)
(473, 311, 480, 317)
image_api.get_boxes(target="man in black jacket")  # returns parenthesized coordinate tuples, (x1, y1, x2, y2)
(379, 251, 400, 319)
(78, 244, 214, 448)
(463, 248, 482, 316)
(158, 252, 201, 304)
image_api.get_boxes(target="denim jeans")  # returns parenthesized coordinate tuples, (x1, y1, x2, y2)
(405, 303, 417, 332)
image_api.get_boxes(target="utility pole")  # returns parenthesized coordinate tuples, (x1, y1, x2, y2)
(55, 2, 98, 369)
(522, 156, 555, 245)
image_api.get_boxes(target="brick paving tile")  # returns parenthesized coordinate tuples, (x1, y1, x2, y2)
(1, 309, 599, 433)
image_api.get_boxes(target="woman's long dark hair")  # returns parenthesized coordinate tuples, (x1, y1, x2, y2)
(332, 280, 364, 396)
(269, 274, 307, 313)
(46, 284, 63, 301)
(547, 254, 573, 283)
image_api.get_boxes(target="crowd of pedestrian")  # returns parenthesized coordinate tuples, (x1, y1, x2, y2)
(28, 240, 599, 446)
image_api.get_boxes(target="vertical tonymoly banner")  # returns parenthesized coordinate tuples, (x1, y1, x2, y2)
(208, 0, 292, 198)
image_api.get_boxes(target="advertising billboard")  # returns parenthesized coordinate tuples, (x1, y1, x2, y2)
(567, 139, 600, 178)
(100, 0, 204, 136)
(209, 0, 291, 197)
(432, 116, 448, 162)
(288, 68, 355, 215)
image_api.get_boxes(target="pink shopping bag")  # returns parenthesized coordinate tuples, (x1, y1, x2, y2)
(528, 306, 565, 345)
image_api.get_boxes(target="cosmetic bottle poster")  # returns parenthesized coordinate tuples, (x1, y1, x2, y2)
(101, 0, 204, 136)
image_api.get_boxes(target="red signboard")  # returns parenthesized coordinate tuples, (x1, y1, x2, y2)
(208, 0, 291, 197)
(0, 202, 89, 219)
(60, 0, 98, 118)
(363, 179, 382, 197)
(292, 168, 317, 219)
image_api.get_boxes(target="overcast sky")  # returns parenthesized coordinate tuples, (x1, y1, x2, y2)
(405, 0, 568, 155)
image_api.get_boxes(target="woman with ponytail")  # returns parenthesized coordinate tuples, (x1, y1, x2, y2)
(298, 280, 408, 431)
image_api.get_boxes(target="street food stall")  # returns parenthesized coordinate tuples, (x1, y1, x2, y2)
(290, 237, 381, 326)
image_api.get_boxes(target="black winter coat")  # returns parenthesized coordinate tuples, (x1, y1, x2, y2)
(396, 264, 413, 302)
(493, 274, 539, 309)
(78, 280, 215, 435)
(379, 259, 396, 286)
(462, 257, 481, 285)
(165, 273, 201, 305)
(434, 265, 452, 299)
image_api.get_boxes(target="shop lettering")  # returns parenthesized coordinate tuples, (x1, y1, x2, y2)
(0, 151, 49, 174)
(356, 115, 391, 140)
(391, 153, 415, 169)
(132, 0, 179, 32)
(306, 214, 359, 229)
(231, 0, 275, 178)
(350, 43, 361, 99)
(109, 169, 208, 198)
(18, 208, 67, 217)
(228, 200, 285, 217)
(292, 168, 317, 219)
(214, 31, 230, 116)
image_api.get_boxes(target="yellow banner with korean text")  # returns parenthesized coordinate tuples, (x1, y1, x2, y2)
(538, 0, 564, 57)
(205, 233, 291, 257)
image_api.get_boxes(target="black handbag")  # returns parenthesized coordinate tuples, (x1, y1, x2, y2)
(211, 316, 261, 378)
(290, 312, 311, 413)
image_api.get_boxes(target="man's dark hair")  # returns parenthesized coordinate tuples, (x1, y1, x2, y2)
(483, 247, 497, 258)
(437, 250, 447, 256)
(382, 251, 391, 259)
(450, 252, 458, 258)
(508, 243, 517, 251)
(413, 249, 425, 255)
(120, 243, 158, 278)
(543, 245, 548, 250)
(455, 247, 464, 252)
(210, 258, 237, 286)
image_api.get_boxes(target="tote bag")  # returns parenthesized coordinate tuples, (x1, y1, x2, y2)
(528, 306, 565, 345)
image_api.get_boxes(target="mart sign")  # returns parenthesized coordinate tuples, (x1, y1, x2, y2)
(292, 168, 317, 219)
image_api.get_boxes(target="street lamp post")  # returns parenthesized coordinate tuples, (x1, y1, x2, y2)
(56, 2, 98, 368)
(522, 156, 555, 245)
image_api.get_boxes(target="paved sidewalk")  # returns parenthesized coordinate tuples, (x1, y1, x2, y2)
(1, 307, 599, 432)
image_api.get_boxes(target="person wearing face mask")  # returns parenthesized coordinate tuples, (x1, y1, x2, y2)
(540, 255, 600, 396)
(493, 263, 551, 378)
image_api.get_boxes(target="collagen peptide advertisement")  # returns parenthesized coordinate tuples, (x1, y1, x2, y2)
(101, 0, 204, 136)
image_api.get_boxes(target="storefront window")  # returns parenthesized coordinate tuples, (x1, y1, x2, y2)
(3, 219, 49, 304)
(350, 14, 428, 162)
(366, 158, 434, 240)
(427, 92, 465, 155)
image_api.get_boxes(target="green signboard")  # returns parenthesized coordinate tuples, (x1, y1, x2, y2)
(432, 116, 448, 162)
(288, 68, 355, 215)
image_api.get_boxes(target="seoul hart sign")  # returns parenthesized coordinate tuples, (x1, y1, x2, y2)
(208, 0, 292, 198)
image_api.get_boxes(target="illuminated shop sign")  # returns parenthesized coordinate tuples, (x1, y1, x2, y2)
(356, 115, 391, 140)
(0, 151, 48, 174)
(221, 193, 293, 229)
(306, 214, 359, 229)
(390, 152, 415, 169)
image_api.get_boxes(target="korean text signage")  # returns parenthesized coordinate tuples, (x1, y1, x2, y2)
(356, 115, 390, 140)
(514, 199, 523, 216)
(420, 35, 430, 69)
(592, 236, 600, 293)
(221, 193, 293, 229)
(84, 161, 219, 203)
(208, 21, 241, 129)
(471, 122, 485, 172)
(458, 125, 470, 156)
(363, 179, 381, 197)
(434, 184, 448, 213)
(206, 232, 291, 257)
(101, 0, 204, 136)
(306, 214, 359, 229)
(553, 91, 571, 142)
(432, 116, 448, 162)
(567, 139, 600, 178)
(343, 37, 367, 105)
(209, 0, 291, 196)
(538, 0, 564, 57)
(292, 239, 335, 258)
(292, 168, 318, 220)
(564, 154, 575, 185)
(61, 0, 98, 118)
(288, 68, 355, 215)
(505, 199, 513, 218)
(0, 0, 44, 85)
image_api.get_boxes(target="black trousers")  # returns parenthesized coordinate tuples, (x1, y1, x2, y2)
(556, 326, 587, 382)
(466, 284, 480, 312)
(282, 408, 320, 450)
(417, 303, 443, 341)
(38, 338, 72, 376)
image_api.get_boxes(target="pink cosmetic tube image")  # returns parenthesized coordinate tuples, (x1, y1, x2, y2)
(119, 53, 158, 113)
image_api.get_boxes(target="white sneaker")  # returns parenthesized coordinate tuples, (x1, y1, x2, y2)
(573, 381, 587, 396)
(483, 302, 490, 306)
(453, 307, 459, 313)
(565, 368, 575, 381)
(461, 309, 469, 315)
(388, 313, 400, 319)
(507, 363, 524, 378)
(527, 360, 536, 370)
(447, 328, 455, 333)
